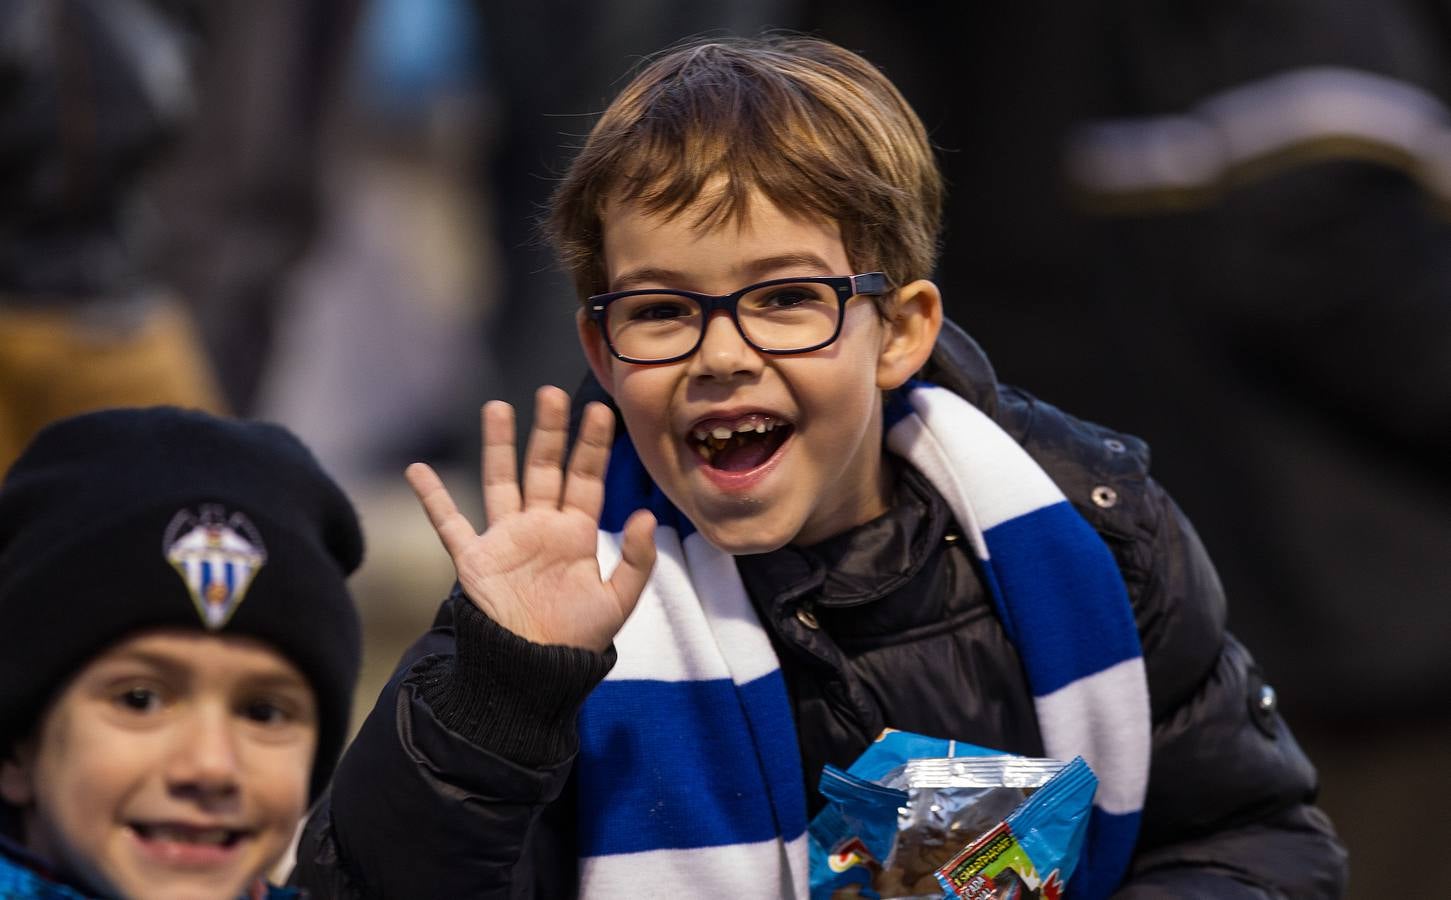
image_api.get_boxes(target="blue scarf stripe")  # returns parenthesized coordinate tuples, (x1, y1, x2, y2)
(883, 385, 920, 432)
(980, 503, 1142, 693)
(577, 676, 794, 855)
(600, 437, 695, 537)
(1075, 809, 1143, 900)
(736, 670, 810, 841)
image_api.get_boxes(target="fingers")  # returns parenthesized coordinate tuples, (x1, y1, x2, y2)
(480, 400, 522, 525)
(522, 386, 569, 508)
(404, 462, 480, 559)
(608, 509, 658, 614)
(481, 391, 614, 523)
(562, 401, 615, 516)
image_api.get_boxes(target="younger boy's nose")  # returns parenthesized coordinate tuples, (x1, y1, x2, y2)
(690, 310, 762, 381)
(165, 707, 241, 802)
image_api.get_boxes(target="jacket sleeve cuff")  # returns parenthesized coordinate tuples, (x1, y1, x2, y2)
(412, 591, 616, 767)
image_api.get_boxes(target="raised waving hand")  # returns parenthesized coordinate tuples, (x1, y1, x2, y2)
(405, 387, 657, 653)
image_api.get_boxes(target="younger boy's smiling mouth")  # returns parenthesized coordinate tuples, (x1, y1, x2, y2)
(686, 412, 794, 475)
(128, 820, 253, 866)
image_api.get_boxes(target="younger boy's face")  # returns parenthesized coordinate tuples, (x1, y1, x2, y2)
(0, 630, 317, 900)
(581, 190, 940, 553)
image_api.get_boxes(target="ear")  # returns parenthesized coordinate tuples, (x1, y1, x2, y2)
(876, 279, 943, 390)
(0, 741, 36, 807)
(577, 308, 617, 397)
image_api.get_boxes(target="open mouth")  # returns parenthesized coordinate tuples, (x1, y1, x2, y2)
(130, 823, 248, 849)
(689, 414, 793, 472)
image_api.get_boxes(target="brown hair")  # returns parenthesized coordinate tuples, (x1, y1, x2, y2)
(547, 34, 944, 302)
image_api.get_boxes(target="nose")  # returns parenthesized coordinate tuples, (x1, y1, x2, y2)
(166, 705, 241, 804)
(689, 310, 762, 381)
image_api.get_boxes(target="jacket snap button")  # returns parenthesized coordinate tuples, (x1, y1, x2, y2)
(1248, 677, 1280, 738)
(1257, 683, 1278, 714)
(943, 532, 961, 544)
(1103, 438, 1126, 453)
(1091, 485, 1119, 508)
(795, 607, 820, 630)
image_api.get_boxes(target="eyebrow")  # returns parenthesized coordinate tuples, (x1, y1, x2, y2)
(96, 649, 304, 689)
(610, 253, 837, 292)
(99, 651, 189, 679)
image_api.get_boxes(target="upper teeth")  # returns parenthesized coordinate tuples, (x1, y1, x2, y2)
(695, 417, 778, 442)
(142, 825, 234, 845)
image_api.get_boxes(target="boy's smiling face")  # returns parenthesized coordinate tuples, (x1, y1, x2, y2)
(0, 629, 317, 900)
(581, 190, 941, 553)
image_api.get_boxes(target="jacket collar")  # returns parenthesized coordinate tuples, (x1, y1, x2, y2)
(736, 463, 950, 613)
(920, 317, 1001, 419)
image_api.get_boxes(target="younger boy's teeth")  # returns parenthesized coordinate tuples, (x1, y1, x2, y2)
(136, 824, 237, 845)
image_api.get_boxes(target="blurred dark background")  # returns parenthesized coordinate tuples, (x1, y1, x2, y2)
(3, 2, 1448, 895)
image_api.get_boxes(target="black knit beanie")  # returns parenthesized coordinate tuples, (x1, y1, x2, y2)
(0, 407, 363, 801)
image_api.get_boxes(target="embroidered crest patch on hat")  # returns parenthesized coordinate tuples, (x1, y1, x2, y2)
(163, 504, 268, 629)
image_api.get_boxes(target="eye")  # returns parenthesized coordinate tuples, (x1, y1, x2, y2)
(241, 699, 293, 726)
(760, 288, 816, 308)
(629, 298, 695, 321)
(114, 686, 163, 714)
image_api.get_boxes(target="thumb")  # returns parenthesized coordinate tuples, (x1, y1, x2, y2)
(607, 509, 657, 617)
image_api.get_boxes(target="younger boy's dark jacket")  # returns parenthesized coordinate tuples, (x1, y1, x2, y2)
(292, 322, 1348, 898)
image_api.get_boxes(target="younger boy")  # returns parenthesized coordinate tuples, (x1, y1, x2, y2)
(0, 407, 363, 899)
(294, 35, 1347, 899)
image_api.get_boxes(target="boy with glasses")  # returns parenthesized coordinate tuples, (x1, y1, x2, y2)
(295, 35, 1346, 899)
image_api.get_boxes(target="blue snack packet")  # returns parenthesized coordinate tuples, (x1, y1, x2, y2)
(808, 731, 1098, 900)
(808, 766, 907, 899)
(846, 729, 1001, 785)
(933, 757, 1098, 899)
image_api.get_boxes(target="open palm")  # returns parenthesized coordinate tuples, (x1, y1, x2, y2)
(405, 387, 656, 653)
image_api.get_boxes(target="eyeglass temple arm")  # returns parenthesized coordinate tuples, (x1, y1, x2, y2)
(852, 272, 888, 296)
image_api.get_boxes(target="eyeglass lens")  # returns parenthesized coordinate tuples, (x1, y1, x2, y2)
(606, 281, 840, 361)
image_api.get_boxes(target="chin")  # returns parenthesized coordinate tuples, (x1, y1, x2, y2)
(694, 518, 796, 556)
(105, 871, 251, 900)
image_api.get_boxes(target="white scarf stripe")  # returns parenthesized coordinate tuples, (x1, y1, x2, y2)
(600, 529, 733, 682)
(684, 532, 782, 685)
(579, 834, 809, 900)
(892, 386, 1065, 531)
(1036, 658, 1153, 815)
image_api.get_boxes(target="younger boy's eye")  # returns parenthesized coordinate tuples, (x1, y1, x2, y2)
(242, 698, 294, 727)
(115, 686, 163, 713)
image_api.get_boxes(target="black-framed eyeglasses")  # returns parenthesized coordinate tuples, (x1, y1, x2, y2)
(586, 272, 889, 364)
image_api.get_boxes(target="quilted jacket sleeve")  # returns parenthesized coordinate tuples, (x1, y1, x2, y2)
(1106, 475, 1349, 898)
(289, 589, 608, 899)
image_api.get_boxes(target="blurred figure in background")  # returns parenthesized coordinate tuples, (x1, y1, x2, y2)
(254, 0, 492, 490)
(0, 0, 225, 473)
(146, 0, 363, 415)
(0, 0, 360, 474)
(250, 0, 499, 694)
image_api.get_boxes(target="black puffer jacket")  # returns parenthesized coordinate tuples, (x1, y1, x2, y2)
(292, 323, 1347, 898)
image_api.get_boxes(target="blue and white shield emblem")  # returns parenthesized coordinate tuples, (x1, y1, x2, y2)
(163, 505, 268, 629)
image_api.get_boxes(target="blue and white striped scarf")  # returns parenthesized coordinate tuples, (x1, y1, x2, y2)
(577, 380, 1150, 899)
